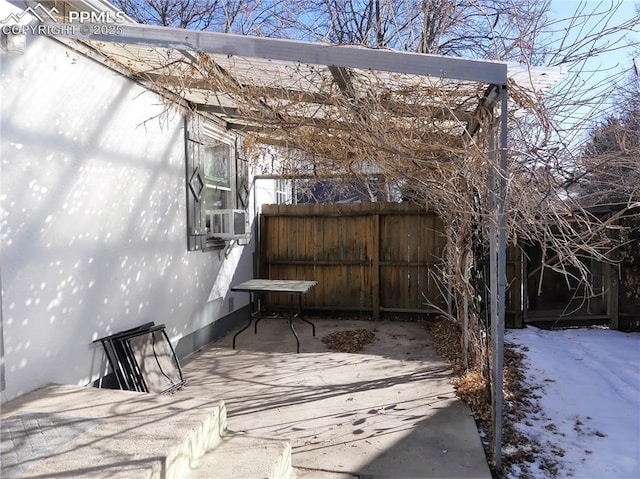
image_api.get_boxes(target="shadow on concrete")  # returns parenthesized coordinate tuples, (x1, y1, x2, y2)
(180, 318, 492, 478)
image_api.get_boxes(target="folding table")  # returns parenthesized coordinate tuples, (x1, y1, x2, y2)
(230, 279, 317, 353)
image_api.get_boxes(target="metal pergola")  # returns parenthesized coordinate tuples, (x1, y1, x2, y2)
(31, 8, 559, 468)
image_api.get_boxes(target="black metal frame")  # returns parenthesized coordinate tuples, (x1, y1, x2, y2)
(232, 291, 316, 353)
(94, 322, 187, 394)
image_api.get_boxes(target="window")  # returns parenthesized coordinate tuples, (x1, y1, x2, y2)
(275, 178, 290, 204)
(203, 139, 234, 240)
(185, 116, 247, 251)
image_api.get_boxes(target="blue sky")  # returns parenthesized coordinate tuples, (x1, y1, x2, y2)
(543, 1, 639, 143)
(547, 0, 638, 82)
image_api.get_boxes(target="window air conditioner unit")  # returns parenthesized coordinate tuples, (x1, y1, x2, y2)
(207, 209, 248, 239)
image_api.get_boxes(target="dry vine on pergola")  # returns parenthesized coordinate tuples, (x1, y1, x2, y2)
(46, 1, 639, 472)
(143, 46, 530, 373)
(75, 31, 633, 371)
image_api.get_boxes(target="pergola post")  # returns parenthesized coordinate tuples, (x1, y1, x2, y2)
(0, 265, 4, 392)
(488, 84, 508, 471)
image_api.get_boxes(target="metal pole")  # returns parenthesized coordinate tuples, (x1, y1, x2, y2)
(463, 263, 469, 369)
(0, 260, 5, 392)
(498, 84, 508, 462)
(488, 117, 500, 470)
(490, 85, 508, 471)
(447, 245, 454, 318)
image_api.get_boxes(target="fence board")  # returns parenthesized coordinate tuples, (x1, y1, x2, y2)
(260, 203, 453, 316)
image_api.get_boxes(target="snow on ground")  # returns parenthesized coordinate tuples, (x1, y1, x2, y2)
(505, 326, 640, 479)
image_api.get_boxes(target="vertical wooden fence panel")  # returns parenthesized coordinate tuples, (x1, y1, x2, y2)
(505, 246, 524, 328)
(260, 203, 454, 316)
(371, 213, 381, 318)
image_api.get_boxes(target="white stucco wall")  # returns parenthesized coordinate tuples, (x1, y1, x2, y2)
(0, 33, 255, 402)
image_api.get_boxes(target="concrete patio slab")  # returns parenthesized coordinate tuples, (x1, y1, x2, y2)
(181, 318, 492, 479)
(0, 318, 491, 479)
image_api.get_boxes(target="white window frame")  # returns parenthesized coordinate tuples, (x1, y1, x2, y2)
(185, 116, 247, 251)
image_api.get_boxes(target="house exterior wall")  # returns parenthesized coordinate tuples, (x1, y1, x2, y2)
(0, 32, 257, 402)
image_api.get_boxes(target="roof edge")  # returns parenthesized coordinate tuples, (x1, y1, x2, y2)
(47, 21, 509, 84)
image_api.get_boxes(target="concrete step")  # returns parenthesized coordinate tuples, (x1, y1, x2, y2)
(291, 468, 360, 479)
(1, 384, 227, 479)
(189, 434, 292, 479)
(2, 385, 355, 479)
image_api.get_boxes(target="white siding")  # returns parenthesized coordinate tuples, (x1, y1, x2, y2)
(0, 34, 254, 402)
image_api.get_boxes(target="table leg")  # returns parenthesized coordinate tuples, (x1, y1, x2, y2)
(294, 295, 316, 336)
(232, 317, 252, 349)
(231, 287, 316, 352)
(288, 311, 301, 354)
(234, 291, 261, 349)
(255, 312, 280, 333)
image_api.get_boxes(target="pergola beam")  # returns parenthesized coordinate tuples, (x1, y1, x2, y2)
(328, 65, 357, 99)
(196, 104, 472, 134)
(50, 22, 508, 84)
(145, 75, 473, 123)
(136, 73, 332, 104)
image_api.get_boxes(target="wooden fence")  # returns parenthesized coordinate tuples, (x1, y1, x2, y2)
(524, 244, 640, 331)
(258, 203, 639, 330)
(260, 203, 449, 319)
(259, 202, 527, 325)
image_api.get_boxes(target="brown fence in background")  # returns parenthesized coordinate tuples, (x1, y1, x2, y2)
(520, 211, 640, 332)
(259, 203, 526, 326)
(260, 203, 448, 319)
(524, 245, 640, 331)
(259, 203, 639, 331)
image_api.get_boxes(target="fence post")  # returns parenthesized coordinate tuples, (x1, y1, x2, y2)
(608, 263, 620, 330)
(372, 213, 381, 319)
(603, 225, 620, 329)
(606, 221, 620, 330)
(513, 246, 524, 328)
